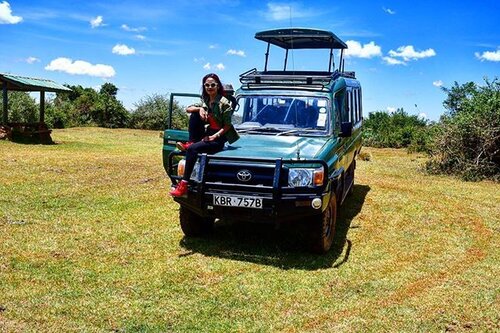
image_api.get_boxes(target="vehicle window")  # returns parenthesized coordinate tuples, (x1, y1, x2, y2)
(235, 96, 330, 132)
(333, 89, 344, 130)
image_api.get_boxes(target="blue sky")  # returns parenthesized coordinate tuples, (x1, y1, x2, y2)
(1, 0, 499, 121)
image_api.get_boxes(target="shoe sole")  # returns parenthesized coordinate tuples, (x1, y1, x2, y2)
(176, 142, 186, 151)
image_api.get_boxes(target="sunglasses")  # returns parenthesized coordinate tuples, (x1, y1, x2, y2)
(204, 83, 218, 88)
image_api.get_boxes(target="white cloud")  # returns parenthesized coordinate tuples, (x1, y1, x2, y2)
(112, 44, 136, 55)
(387, 107, 397, 114)
(0, 1, 22, 24)
(135, 34, 146, 40)
(26, 56, 40, 64)
(90, 15, 104, 28)
(45, 57, 115, 78)
(345, 40, 382, 58)
(383, 7, 396, 15)
(475, 49, 500, 62)
(227, 49, 246, 57)
(194, 57, 205, 63)
(202, 62, 225, 71)
(265, 2, 314, 21)
(382, 56, 406, 65)
(418, 112, 428, 120)
(121, 24, 147, 32)
(266, 3, 291, 20)
(388, 45, 436, 61)
(209, 44, 218, 49)
(433, 80, 443, 87)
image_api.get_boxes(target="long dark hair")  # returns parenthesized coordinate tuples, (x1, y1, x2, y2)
(201, 73, 226, 100)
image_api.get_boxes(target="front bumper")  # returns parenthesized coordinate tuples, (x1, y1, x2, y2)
(168, 152, 332, 222)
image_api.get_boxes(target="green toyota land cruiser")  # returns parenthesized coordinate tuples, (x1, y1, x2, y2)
(163, 28, 363, 253)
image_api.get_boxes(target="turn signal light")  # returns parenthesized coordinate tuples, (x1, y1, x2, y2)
(177, 159, 186, 177)
(313, 169, 324, 186)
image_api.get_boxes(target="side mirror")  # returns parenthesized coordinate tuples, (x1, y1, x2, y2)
(339, 121, 353, 137)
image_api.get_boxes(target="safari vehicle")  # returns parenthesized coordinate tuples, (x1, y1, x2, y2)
(162, 28, 363, 253)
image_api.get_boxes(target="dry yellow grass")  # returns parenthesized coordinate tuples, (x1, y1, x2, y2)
(0, 128, 498, 332)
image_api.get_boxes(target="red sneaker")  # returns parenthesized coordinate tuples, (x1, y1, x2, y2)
(176, 141, 193, 151)
(170, 180, 189, 197)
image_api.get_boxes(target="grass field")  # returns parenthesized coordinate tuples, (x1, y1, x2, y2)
(0, 127, 498, 332)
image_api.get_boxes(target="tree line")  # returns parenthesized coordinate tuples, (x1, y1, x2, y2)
(2, 79, 498, 181)
(1, 83, 188, 131)
(363, 78, 499, 181)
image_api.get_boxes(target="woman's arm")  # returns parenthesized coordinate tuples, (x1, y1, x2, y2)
(186, 105, 208, 121)
(209, 124, 231, 141)
(186, 105, 204, 113)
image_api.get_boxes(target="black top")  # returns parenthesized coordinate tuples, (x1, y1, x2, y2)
(255, 28, 348, 50)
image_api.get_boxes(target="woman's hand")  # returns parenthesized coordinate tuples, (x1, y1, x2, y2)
(202, 135, 215, 142)
(199, 107, 208, 121)
(203, 132, 221, 142)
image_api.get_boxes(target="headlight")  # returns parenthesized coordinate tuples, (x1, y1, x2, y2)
(288, 167, 324, 187)
(177, 159, 201, 181)
(190, 160, 201, 181)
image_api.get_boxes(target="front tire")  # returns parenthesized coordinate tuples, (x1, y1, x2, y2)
(310, 193, 338, 254)
(179, 206, 215, 237)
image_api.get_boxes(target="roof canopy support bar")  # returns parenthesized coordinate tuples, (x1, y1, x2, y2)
(2, 83, 7, 124)
(40, 91, 45, 123)
(328, 48, 334, 72)
(264, 43, 270, 71)
(339, 49, 344, 72)
(284, 49, 289, 71)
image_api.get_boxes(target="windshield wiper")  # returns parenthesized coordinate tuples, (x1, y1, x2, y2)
(237, 126, 283, 134)
(276, 128, 322, 136)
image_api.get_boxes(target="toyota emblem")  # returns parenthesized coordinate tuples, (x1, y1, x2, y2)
(236, 169, 252, 182)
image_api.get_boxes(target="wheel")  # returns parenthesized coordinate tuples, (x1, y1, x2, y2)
(310, 193, 338, 254)
(179, 206, 215, 237)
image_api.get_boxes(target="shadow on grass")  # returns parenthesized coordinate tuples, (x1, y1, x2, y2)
(6, 136, 56, 145)
(179, 184, 370, 270)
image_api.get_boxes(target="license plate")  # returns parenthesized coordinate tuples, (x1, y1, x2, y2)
(213, 194, 263, 209)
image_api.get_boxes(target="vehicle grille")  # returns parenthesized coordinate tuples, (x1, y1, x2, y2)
(204, 161, 288, 187)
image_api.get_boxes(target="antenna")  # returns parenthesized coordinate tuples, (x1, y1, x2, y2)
(288, 6, 295, 72)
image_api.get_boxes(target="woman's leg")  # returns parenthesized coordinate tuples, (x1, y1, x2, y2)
(188, 112, 206, 142)
(183, 139, 224, 181)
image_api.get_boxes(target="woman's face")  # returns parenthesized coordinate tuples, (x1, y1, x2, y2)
(204, 77, 218, 95)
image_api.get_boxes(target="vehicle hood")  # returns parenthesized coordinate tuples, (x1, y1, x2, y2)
(217, 134, 328, 160)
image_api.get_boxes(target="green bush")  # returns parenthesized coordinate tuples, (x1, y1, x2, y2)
(363, 108, 429, 150)
(129, 94, 188, 130)
(44, 101, 69, 128)
(426, 78, 500, 181)
(129, 94, 169, 130)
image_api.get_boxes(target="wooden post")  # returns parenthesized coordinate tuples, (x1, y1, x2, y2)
(40, 91, 45, 123)
(2, 83, 7, 124)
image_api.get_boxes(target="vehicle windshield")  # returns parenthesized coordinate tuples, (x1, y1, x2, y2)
(232, 95, 330, 136)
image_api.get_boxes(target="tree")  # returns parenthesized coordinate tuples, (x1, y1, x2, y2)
(0, 91, 38, 123)
(57, 85, 100, 126)
(100, 82, 118, 97)
(95, 84, 129, 128)
(426, 78, 500, 181)
(129, 94, 188, 130)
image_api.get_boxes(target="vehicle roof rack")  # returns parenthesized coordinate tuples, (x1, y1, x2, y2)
(255, 27, 350, 72)
(239, 68, 356, 91)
